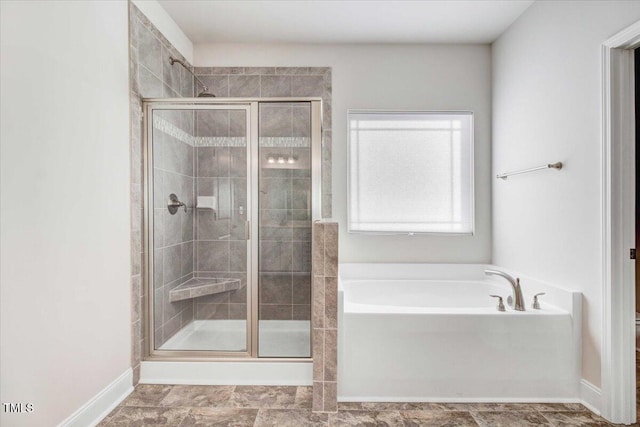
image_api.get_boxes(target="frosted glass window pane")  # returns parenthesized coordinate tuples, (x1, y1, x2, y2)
(348, 111, 473, 234)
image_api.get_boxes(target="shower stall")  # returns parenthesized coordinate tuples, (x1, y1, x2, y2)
(143, 98, 322, 360)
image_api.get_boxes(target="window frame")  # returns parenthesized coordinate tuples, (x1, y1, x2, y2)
(346, 109, 475, 236)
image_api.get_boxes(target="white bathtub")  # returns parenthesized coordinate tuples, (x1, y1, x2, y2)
(338, 264, 581, 402)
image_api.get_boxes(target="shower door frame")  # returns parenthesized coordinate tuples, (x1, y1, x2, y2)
(142, 97, 323, 362)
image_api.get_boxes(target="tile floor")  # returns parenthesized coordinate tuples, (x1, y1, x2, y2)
(98, 384, 623, 426)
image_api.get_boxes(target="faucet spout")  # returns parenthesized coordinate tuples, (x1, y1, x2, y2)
(485, 269, 526, 311)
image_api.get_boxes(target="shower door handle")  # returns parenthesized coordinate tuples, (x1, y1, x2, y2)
(245, 221, 250, 240)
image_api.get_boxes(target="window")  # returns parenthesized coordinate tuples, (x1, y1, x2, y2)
(348, 111, 474, 234)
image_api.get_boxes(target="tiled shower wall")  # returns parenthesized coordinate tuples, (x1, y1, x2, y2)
(258, 103, 313, 321)
(193, 110, 249, 321)
(152, 111, 196, 348)
(129, 5, 334, 382)
(129, 3, 194, 382)
(193, 67, 332, 219)
(193, 67, 332, 321)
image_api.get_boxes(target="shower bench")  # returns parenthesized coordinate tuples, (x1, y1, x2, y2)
(169, 277, 241, 302)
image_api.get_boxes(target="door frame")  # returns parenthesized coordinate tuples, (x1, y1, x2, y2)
(601, 20, 640, 425)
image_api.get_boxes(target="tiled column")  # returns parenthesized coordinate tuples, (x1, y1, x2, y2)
(312, 222, 338, 413)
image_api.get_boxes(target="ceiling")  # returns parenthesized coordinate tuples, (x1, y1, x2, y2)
(158, 0, 534, 45)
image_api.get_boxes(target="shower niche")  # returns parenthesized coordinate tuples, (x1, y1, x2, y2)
(144, 99, 322, 359)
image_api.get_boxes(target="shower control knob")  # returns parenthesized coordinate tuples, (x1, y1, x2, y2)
(168, 193, 187, 214)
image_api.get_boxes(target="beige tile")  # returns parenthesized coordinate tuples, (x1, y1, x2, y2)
(103, 406, 189, 426)
(313, 328, 324, 381)
(360, 402, 436, 411)
(323, 381, 337, 413)
(323, 223, 338, 277)
(260, 273, 292, 304)
(96, 406, 121, 426)
(245, 67, 276, 75)
(328, 409, 404, 426)
(294, 386, 313, 409)
(178, 408, 257, 427)
(229, 303, 247, 320)
(229, 75, 260, 97)
(261, 75, 291, 97)
(131, 276, 141, 323)
(324, 277, 338, 329)
(123, 384, 173, 407)
(400, 410, 479, 426)
(527, 403, 587, 412)
(471, 410, 551, 427)
(259, 304, 292, 320)
(254, 408, 328, 426)
(540, 411, 613, 426)
(200, 67, 245, 75)
(337, 402, 363, 410)
(470, 403, 548, 412)
(312, 277, 325, 329)
(423, 403, 478, 411)
(227, 385, 297, 408)
(276, 67, 311, 75)
(132, 365, 141, 386)
(312, 223, 324, 277)
(196, 303, 229, 320)
(292, 274, 312, 304)
(291, 75, 324, 97)
(312, 381, 324, 413)
(324, 329, 337, 382)
(311, 67, 331, 77)
(160, 385, 234, 407)
(132, 320, 141, 369)
(293, 304, 311, 320)
(197, 76, 229, 98)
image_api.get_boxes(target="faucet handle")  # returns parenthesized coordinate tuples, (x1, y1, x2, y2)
(532, 292, 546, 310)
(489, 295, 506, 312)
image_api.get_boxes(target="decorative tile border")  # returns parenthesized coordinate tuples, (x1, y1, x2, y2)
(154, 115, 310, 148)
(195, 137, 246, 147)
(259, 137, 310, 148)
(312, 222, 338, 413)
(153, 115, 194, 145)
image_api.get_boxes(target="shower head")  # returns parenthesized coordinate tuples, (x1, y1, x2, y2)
(169, 56, 216, 98)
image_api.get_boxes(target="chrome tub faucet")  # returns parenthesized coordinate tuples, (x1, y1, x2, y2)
(485, 269, 526, 311)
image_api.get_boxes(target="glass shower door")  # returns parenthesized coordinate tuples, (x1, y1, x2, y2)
(144, 99, 320, 359)
(257, 102, 312, 357)
(149, 105, 251, 354)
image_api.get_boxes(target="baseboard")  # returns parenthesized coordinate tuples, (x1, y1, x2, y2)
(58, 368, 133, 427)
(579, 379, 602, 415)
(140, 361, 312, 385)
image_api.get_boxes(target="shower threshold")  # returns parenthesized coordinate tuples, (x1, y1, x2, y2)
(159, 319, 310, 357)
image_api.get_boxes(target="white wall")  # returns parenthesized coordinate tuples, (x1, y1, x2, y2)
(0, 1, 131, 426)
(492, 1, 640, 387)
(195, 43, 492, 263)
